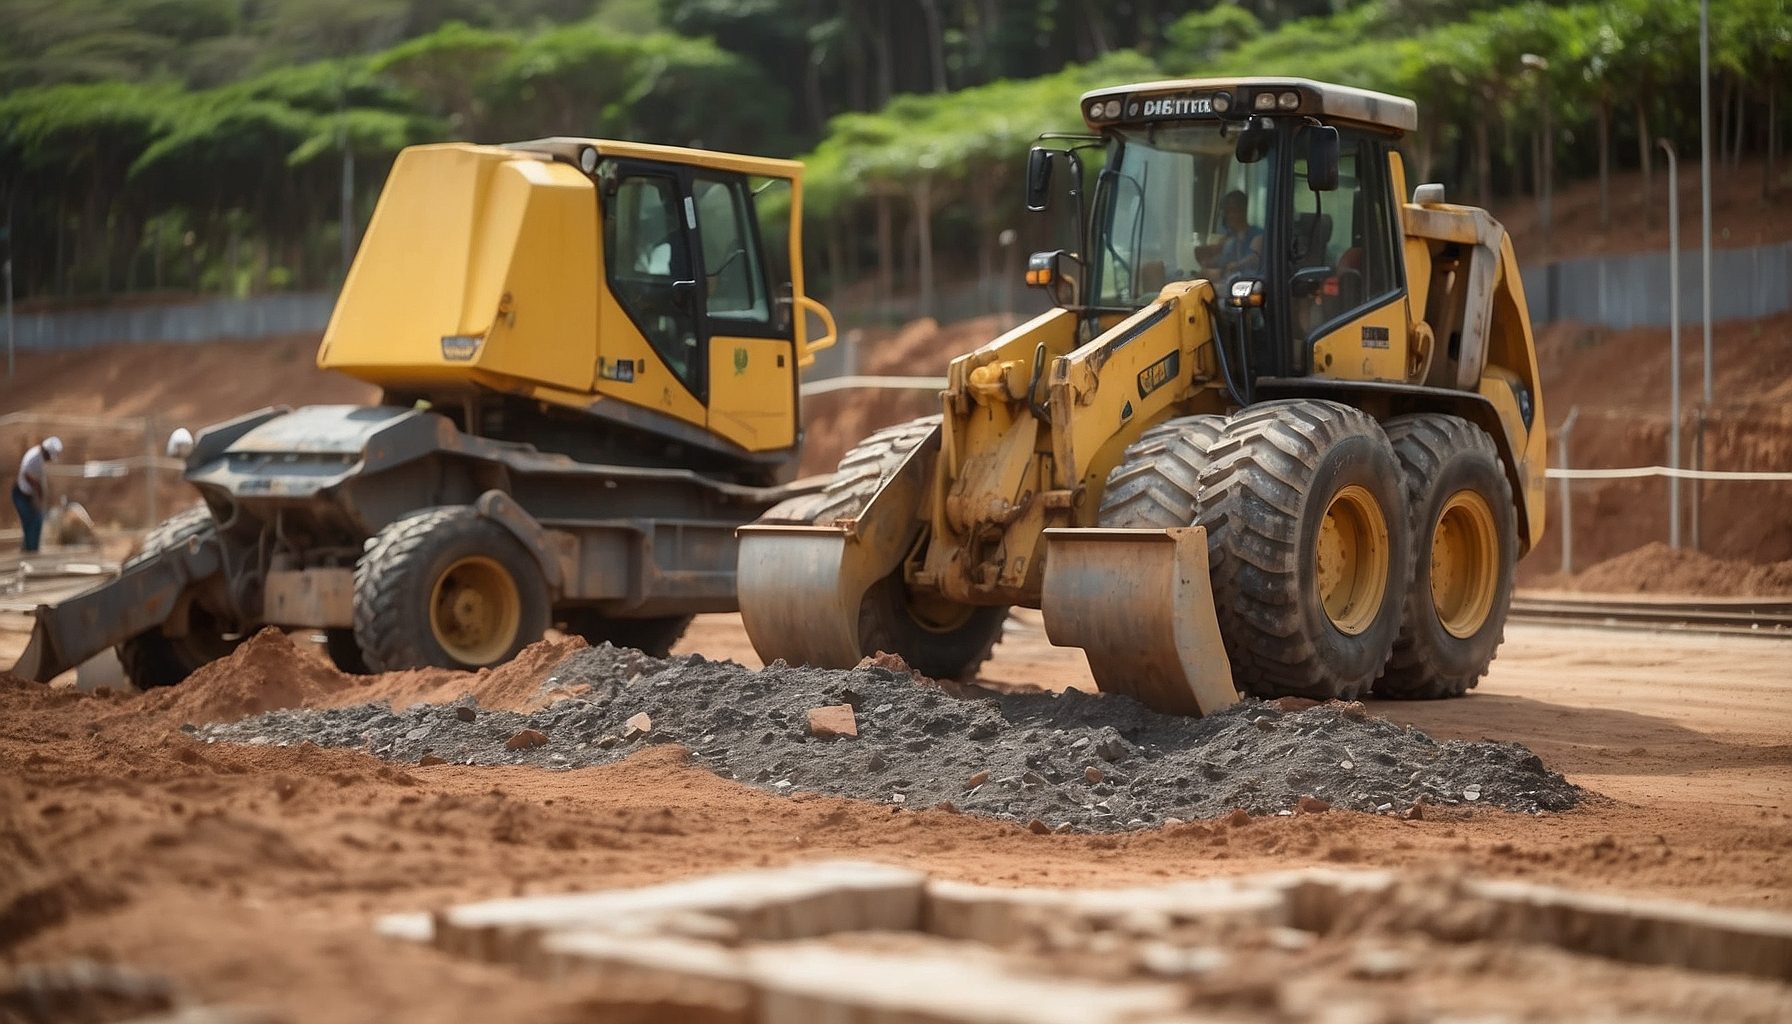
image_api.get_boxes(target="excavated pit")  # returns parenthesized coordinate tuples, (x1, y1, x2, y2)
(196, 643, 1580, 831)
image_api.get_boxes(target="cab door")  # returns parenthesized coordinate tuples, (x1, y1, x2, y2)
(695, 171, 798, 453)
(596, 161, 709, 429)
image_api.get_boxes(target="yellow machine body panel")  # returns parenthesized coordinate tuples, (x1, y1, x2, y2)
(319, 139, 834, 459)
(707, 335, 798, 451)
(318, 144, 598, 393)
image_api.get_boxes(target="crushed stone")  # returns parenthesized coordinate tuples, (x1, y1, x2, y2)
(196, 645, 1581, 831)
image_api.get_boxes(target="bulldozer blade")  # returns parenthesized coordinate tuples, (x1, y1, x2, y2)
(1040, 527, 1239, 717)
(736, 524, 878, 669)
(736, 424, 939, 671)
(9, 536, 223, 684)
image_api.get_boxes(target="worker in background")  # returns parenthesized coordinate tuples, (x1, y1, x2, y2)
(12, 436, 63, 554)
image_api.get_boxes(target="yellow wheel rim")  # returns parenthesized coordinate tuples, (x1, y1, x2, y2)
(1315, 484, 1390, 636)
(1430, 490, 1499, 638)
(428, 555, 522, 665)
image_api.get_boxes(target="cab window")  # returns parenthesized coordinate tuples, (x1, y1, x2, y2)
(604, 173, 700, 387)
(1293, 129, 1401, 338)
(692, 175, 771, 327)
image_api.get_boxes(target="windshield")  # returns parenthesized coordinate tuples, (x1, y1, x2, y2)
(1093, 123, 1274, 308)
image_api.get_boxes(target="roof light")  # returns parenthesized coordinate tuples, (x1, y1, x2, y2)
(1277, 91, 1300, 110)
(1103, 99, 1121, 118)
(1212, 92, 1231, 113)
(1088, 100, 1105, 120)
(1253, 92, 1277, 112)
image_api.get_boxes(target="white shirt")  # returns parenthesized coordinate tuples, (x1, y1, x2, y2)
(16, 444, 47, 501)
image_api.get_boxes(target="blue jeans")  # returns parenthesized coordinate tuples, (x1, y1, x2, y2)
(12, 485, 41, 553)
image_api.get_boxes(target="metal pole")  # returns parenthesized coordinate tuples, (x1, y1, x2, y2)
(1659, 139, 1681, 549)
(1557, 405, 1580, 575)
(1699, 0, 1713, 409)
(1697, 0, 1713, 554)
(3, 255, 13, 383)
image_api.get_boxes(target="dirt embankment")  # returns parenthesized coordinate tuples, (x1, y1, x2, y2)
(1, 334, 378, 531)
(1493, 155, 1792, 264)
(1520, 311, 1792, 591)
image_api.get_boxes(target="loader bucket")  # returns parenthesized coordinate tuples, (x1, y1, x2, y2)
(736, 523, 886, 669)
(736, 423, 939, 671)
(1040, 527, 1239, 716)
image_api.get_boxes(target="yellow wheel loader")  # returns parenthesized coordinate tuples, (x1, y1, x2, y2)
(738, 78, 1545, 713)
(14, 139, 836, 687)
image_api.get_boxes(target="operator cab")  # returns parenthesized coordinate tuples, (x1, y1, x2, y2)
(1024, 78, 1417, 386)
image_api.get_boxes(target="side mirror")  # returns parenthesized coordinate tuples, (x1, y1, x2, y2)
(1026, 249, 1083, 307)
(1025, 147, 1054, 212)
(1307, 126, 1340, 192)
(1236, 118, 1273, 164)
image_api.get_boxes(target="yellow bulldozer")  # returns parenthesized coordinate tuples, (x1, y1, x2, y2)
(737, 78, 1545, 714)
(16, 139, 837, 686)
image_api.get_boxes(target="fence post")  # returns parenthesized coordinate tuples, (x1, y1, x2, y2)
(143, 417, 159, 532)
(1659, 139, 1681, 549)
(1557, 405, 1580, 574)
(1691, 405, 1706, 552)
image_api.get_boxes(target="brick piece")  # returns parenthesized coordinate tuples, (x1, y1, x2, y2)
(504, 729, 548, 750)
(807, 704, 858, 740)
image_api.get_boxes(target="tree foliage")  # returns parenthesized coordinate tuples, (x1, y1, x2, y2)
(0, 0, 1787, 304)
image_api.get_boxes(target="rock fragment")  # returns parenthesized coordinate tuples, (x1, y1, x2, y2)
(807, 704, 859, 740)
(504, 729, 549, 750)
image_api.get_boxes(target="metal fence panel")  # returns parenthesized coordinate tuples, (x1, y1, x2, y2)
(15, 292, 337, 352)
(1522, 241, 1792, 328)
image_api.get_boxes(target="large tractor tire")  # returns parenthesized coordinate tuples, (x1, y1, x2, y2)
(1097, 414, 1228, 528)
(816, 415, 1007, 680)
(1374, 414, 1517, 698)
(323, 629, 371, 675)
(117, 505, 245, 689)
(353, 506, 551, 672)
(562, 611, 693, 659)
(1195, 399, 1410, 701)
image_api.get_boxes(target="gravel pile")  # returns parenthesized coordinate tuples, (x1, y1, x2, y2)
(196, 645, 1580, 830)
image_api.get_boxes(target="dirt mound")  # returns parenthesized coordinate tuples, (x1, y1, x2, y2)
(1529, 542, 1792, 597)
(200, 648, 1581, 828)
(129, 630, 594, 728)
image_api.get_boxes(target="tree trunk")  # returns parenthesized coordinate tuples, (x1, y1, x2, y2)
(1768, 79, 1779, 200)
(918, 0, 947, 92)
(1732, 80, 1747, 169)
(915, 175, 935, 319)
(872, 5, 894, 107)
(1635, 101, 1653, 227)
(1474, 112, 1492, 204)
(1082, 0, 1111, 56)
(875, 195, 894, 310)
(1597, 97, 1611, 230)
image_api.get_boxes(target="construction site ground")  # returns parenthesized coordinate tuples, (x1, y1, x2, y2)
(3, 605, 1788, 1022)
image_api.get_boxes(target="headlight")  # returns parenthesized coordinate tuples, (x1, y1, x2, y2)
(1253, 92, 1277, 112)
(1277, 90, 1300, 110)
(1103, 99, 1121, 118)
(1087, 100, 1104, 120)
(1212, 92, 1231, 113)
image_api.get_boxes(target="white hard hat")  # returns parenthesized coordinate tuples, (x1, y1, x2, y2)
(166, 427, 195, 458)
(42, 436, 63, 458)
